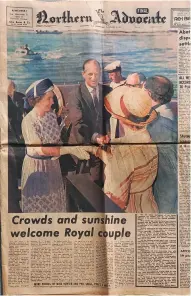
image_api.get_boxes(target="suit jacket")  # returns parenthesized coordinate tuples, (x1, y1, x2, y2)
(13, 91, 25, 114)
(147, 112, 178, 213)
(68, 82, 112, 144)
(8, 95, 23, 144)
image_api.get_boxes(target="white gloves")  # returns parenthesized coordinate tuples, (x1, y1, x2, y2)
(81, 145, 99, 155)
(60, 146, 90, 160)
(82, 145, 113, 165)
(60, 145, 113, 162)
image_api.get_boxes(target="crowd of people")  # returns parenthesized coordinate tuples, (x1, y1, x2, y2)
(8, 58, 178, 214)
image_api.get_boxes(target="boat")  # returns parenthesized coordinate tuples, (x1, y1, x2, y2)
(36, 30, 63, 34)
(14, 47, 42, 60)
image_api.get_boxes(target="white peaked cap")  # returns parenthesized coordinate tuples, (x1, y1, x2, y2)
(104, 60, 121, 73)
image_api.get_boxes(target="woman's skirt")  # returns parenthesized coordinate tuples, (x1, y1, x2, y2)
(21, 155, 67, 212)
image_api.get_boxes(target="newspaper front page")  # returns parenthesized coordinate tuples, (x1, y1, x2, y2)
(0, 0, 190, 295)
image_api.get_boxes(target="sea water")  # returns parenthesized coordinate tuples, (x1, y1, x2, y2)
(7, 30, 177, 97)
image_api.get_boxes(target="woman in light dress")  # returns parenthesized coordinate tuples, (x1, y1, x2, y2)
(21, 78, 89, 212)
(85, 86, 159, 213)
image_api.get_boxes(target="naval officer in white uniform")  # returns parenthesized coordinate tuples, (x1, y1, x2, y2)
(104, 60, 126, 89)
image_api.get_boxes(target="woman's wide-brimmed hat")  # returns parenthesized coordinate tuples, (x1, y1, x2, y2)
(104, 85, 157, 127)
(53, 84, 64, 108)
(25, 78, 54, 100)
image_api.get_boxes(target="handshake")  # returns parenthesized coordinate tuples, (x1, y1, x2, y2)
(60, 134, 111, 161)
(95, 134, 110, 145)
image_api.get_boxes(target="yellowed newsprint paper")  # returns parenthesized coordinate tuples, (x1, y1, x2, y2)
(0, 0, 190, 295)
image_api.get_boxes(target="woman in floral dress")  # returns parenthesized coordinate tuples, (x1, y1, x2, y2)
(21, 78, 89, 212)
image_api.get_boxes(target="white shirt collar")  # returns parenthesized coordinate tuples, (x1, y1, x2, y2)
(110, 80, 126, 89)
(155, 103, 174, 120)
(85, 83, 94, 93)
(85, 83, 99, 100)
(156, 103, 169, 111)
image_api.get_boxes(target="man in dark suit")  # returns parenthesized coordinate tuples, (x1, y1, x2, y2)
(8, 80, 23, 144)
(69, 59, 111, 144)
(8, 79, 25, 115)
(68, 59, 112, 184)
(7, 80, 24, 212)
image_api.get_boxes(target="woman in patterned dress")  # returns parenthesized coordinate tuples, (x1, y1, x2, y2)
(21, 78, 90, 212)
(85, 87, 159, 213)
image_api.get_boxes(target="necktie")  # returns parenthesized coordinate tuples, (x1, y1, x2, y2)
(92, 88, 99, 113)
